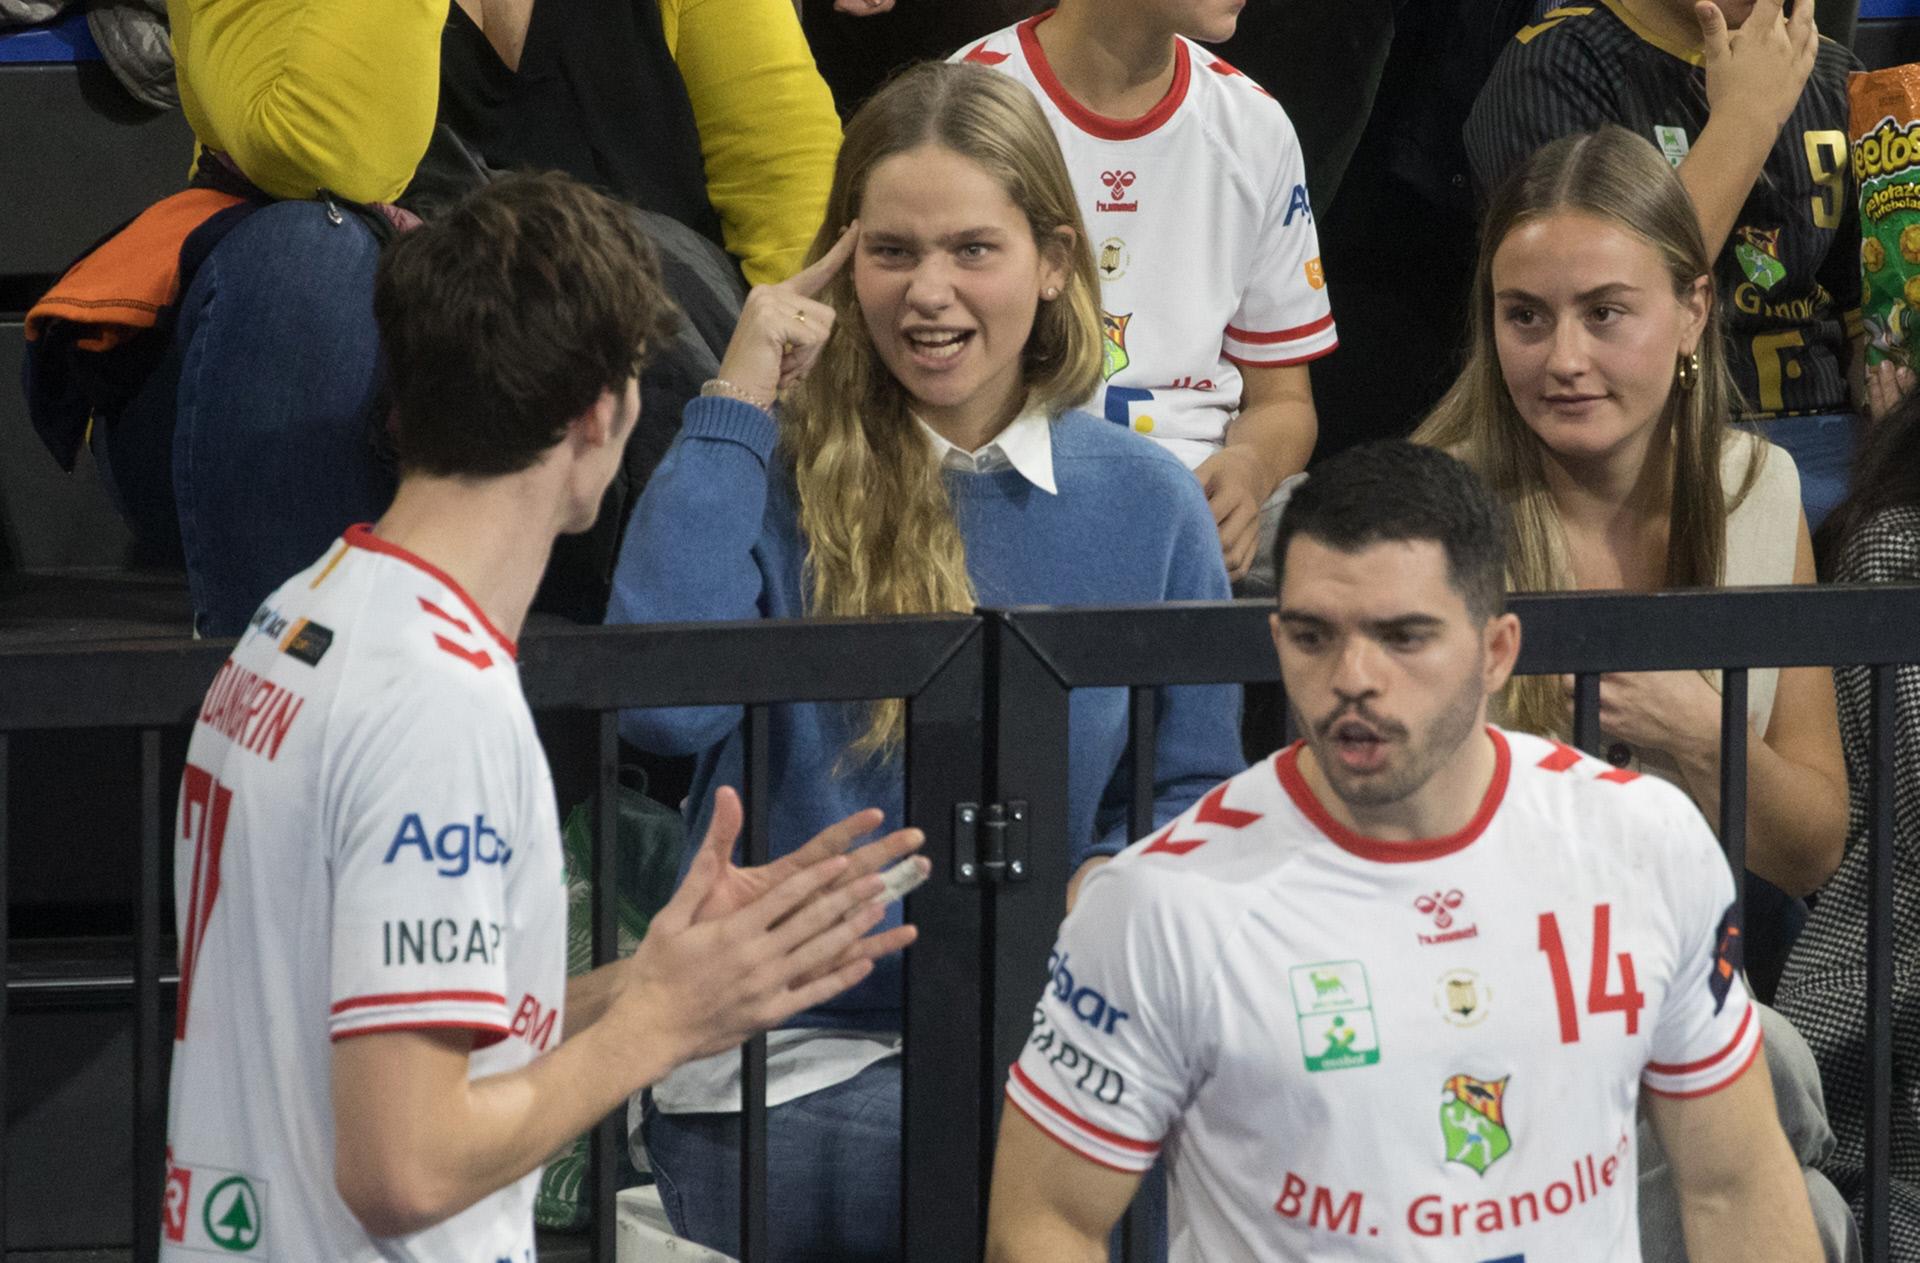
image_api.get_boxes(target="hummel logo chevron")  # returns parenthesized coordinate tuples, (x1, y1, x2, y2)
(1142, 783, 1262, 857)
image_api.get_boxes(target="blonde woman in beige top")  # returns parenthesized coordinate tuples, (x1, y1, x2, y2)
(1414, 126, 1846, 904)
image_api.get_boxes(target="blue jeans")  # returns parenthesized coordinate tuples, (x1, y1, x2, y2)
(641, 1059, 1170, 1262)
(1737, 411, 1862, 534)
(102, 200, 393, 635)
(642, 1060, 905, 1262)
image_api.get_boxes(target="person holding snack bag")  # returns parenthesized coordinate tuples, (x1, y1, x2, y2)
(1850, 63, 1920, 415)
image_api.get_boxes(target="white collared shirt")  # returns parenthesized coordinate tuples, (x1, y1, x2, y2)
(916, 408, 1058, 494)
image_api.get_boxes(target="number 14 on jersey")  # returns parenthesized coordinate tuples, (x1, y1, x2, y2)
(1539, 903, 1645, 1044)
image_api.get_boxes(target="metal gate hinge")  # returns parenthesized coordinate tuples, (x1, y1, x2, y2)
(952, 800, 1028, 885)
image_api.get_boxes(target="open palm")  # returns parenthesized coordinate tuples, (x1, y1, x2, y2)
(690, 787, 924, 925)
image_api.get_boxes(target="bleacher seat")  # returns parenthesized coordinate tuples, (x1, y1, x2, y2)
(0, 10, 191, 579)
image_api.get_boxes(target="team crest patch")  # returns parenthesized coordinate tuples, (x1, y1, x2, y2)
(1735, 226, 1788, 293)
(278, 618, 334, 667)
(1101, 310, 1132, 380)
(1441, 1074, 1512, 1175)
(1098, 238, 1130, 281)
(1289, 960, 1380, 1072)
(1435, 968, 1490, 1028)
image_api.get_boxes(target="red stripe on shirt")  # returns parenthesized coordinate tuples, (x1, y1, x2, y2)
(331, 1019, 512, 1046)
(1004, 1090, 1147, 1174)
(417, 596, 473, 635)
(1224, 341, 1338, 370)
(330, 989, 507, 1015)
(1646, 1006, 1754, 1076)
(1008, 1063, 1159, 1154)
(1643, 1028, 1763, 1100)
(1225, 313, 1336, 345)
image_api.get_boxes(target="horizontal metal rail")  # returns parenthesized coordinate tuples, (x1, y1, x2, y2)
(0, 614, 986, 1263)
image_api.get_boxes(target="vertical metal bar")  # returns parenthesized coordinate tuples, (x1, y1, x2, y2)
(739, 705, 772, 1263)
(1122, 688, 1156, 1263)
(1571, 673, 1602, 756)
(0, 731, 9, 1251)
(1127, 687, 1156, 844)
(590, 712, 620, 1263)
(1718, 671, 1749, 931)
(902, 623, 987, 1262)
(133, 729, 165, 1260)
(1864, 665, 1894, 1263)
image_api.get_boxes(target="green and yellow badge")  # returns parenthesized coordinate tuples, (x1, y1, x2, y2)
(1440, 1073, 1512, 1176)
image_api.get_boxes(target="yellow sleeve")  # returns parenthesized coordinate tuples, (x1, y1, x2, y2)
(666, 0, 842, 284)
(167, 0, 443, 204)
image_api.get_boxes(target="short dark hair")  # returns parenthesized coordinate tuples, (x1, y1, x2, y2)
(374, 172, 679, 477)
(1274, 442, 1507, 621)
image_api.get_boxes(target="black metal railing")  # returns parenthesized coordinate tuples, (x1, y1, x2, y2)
(2, 584, 1911, 1261)
(992, 585, 1913, 1263)
(0, 614, 990, 1263)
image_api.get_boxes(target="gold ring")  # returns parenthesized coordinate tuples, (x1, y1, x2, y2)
(794, 310, 809, 326)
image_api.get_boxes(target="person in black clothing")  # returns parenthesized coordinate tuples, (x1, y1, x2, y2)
(1467, 0, 1864, 529)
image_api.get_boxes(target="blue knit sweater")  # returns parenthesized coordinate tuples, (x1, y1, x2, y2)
(606, 396, 1243, 1027)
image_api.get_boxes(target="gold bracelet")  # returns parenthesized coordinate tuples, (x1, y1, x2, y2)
(700, 378, 776, 411)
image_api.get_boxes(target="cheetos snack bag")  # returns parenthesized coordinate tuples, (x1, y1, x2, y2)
(1852, 64, 1920, 368)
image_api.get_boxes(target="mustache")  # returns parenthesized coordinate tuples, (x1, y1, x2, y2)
(1313, 701, 1408, 742)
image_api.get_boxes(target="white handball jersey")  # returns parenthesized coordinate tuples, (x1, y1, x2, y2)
(1009, 727, 1758, 1262)
(163, 525, 565, 1261)
(958, 13, 1338, 469)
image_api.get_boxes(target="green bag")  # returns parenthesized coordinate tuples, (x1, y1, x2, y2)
(534, 775, 686, 1230)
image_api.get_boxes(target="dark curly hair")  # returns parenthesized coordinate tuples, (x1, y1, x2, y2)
(375, 171, 680, 477)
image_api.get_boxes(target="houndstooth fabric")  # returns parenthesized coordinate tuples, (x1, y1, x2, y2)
(1776, 505, 1920, 1253)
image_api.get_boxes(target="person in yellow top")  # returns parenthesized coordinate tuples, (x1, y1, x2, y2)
(167, 0, 841, 285)
(108, 0, 843, 640)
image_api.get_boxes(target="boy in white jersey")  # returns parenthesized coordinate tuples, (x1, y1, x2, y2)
(986, 442, 1820, 1260)
(162, 173, 926, 1260)
(958, 0, 1335, 585)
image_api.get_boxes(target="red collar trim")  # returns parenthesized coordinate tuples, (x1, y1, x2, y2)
(1016, 11, 1192, 141)
(1275, 728, 1510, 863)
(344, 524, 518, 660)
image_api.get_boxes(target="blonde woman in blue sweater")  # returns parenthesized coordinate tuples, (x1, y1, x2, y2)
(605, 61, 1240, 1262)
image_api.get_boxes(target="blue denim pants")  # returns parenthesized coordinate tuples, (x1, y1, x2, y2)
(641, 1058, 1169, 1262)
(1736, 411, 1862, 535)
(99, 200, 394, 635)
(642, 1059, 906, 1262)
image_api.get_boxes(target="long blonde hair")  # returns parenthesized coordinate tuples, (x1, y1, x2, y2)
(1412, 126, 1758, 736)
(785, 62, 1104, 755)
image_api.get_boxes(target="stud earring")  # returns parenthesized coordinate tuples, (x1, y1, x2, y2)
(1043, 286, 1059, 300)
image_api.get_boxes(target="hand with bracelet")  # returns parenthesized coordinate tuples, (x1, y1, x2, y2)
(705, 222, 860, 410)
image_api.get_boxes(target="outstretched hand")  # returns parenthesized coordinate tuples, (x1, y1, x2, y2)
(1697, 0, 1817, 136)
(616, 789, 924, 1064)
(714, 223, 860, 405)
(687, 787, 925, 924)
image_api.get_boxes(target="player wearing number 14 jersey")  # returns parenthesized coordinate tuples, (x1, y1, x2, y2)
(986, 443, 1820, 1262)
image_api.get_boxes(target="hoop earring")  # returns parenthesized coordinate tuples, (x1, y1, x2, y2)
(1675, 351, 1700, 392)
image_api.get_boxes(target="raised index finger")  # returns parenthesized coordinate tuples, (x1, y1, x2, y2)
(788, 221, 860, 299)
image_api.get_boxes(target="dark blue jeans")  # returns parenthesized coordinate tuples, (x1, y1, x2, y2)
(642, 1060, 905, 1262)
(1738, 410, 1862, 535)
(641, 1058, 1169, 1262)
(100, 200, 394, 635)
